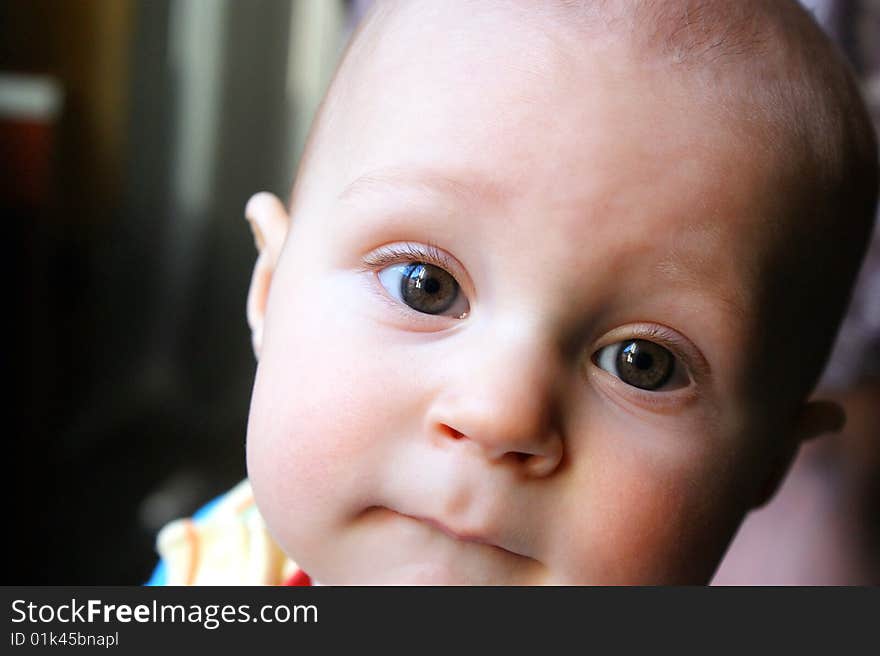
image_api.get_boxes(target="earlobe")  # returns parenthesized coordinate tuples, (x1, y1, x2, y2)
(751, 399, 846, 508)
(245, 192, 290, 358)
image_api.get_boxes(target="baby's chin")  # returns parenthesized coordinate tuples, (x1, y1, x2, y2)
(350, 562, 496, 586)
(322, 559, 536, 586)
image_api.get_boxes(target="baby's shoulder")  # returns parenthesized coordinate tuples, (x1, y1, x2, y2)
(148, 480, 305, 585)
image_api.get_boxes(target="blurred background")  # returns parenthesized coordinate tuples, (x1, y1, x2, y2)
(4, 0, 879, 584)
(6, 0, 358, 584)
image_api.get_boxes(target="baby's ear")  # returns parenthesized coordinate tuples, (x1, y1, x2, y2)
(245, 192, 290, 358)
(751, 399, 845, 508)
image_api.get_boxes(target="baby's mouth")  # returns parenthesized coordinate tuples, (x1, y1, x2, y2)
(377, 507, 532, 561)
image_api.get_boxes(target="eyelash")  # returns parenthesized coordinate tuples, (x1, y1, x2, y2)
(359, 242, 456, 275)
(604, 325, 686, 363)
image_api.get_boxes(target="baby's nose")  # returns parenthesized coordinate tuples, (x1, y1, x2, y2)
(427, 328, 566, 477)
(438, 421, 564, 478)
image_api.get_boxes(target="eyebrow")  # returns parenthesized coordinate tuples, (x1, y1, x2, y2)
(339, 166, 750, 321)
(337, 166, 508, 208)
(652, 253, 750, 320)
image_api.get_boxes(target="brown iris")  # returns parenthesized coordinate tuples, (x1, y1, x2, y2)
(616, 340, 675, 390)
(400, 263, 459, 314)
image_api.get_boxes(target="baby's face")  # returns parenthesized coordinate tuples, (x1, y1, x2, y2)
(247, 5, 797, 584)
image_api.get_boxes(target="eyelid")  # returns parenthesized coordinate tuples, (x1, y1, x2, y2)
(358, 241, 473, 327)
(592, 323, 711, 386)
(361, 241, 450, 269)
(359, 242, 473, 298)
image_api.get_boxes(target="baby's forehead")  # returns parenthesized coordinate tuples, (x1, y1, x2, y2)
(349, 0, 797, 91)
(314, 4, 844, 272)
(334, 4, 852, 262)
(320, 3, 799, 299)
(321, 1, 807, 188)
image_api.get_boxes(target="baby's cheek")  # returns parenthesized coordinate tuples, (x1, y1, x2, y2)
(247, 280, 424, 558)
(559, 415, 749, 584)
(596, 470, 727, 583)
(249, 354, 377, 512)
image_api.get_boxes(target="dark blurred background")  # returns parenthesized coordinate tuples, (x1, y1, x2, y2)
(6, 0, 354, 583)
(4, 0, 879, 584)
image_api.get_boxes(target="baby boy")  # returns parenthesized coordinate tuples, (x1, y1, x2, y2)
(152, 0, 878, 584)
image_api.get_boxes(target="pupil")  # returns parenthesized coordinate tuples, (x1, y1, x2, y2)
(634, 352, 653, 370)
(423, 277, 440, 294)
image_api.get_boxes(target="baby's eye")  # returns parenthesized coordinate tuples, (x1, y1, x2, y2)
(377, 262, 470, 318)
(593, 339, 689, 391)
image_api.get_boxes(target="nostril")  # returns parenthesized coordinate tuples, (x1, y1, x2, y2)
(440, 424, 465, 440)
